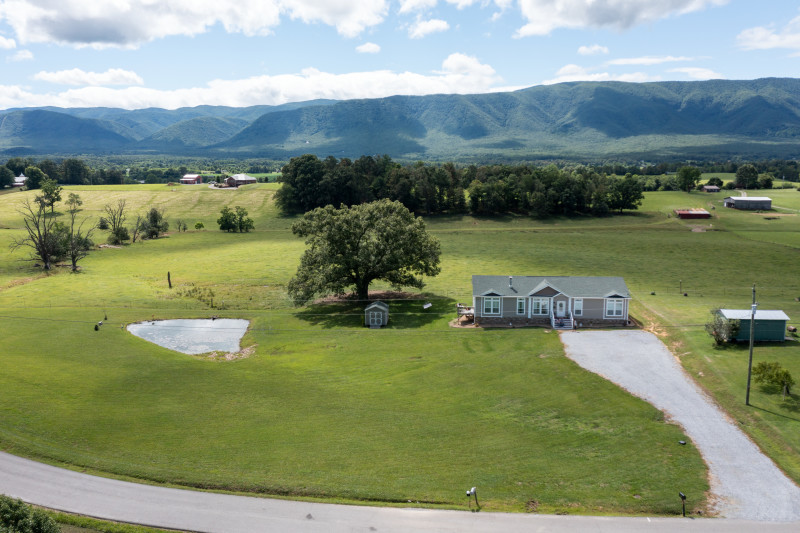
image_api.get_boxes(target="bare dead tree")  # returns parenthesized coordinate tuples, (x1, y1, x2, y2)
(103, 199, 129, 244)
(10, 198, 60, 270)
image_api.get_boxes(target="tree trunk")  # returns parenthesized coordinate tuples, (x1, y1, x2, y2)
(355, 279, 370, 301)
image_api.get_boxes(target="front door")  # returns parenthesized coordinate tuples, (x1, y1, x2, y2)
(556, 300, 566, 318)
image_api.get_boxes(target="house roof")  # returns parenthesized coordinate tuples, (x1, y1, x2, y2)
(472, 275, 630, 299)
(719, 309, 790, 321)
(365, 301, 389, 311)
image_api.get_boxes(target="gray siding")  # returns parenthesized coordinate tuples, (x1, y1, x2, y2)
(577, 298, 605, 319)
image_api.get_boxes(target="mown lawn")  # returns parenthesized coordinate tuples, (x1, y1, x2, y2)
(1, 184, 799, 515)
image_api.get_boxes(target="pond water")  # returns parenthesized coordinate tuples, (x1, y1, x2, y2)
(127, 319, 249, 355)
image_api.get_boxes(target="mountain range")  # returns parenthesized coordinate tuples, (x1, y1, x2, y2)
(2, 78, 800, 161)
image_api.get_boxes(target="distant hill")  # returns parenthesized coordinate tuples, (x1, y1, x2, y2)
(0, 109, 131, 152)
(2, 79, 800, 161)
(139, 116, 250, 149)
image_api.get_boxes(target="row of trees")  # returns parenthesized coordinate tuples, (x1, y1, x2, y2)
(1, 157, 208, 187)
(276, 154, 645, 217)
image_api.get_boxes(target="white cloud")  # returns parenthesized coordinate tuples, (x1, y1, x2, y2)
(409, 18, 449, 39)
(1, 53, 502, 109)
(356, 42, 381, 53)
(9, 49, 33, 61)
(578, 44, 608, 56)
(0, 35, 16, 49)
(515, 0, 728, 37)
(398, 0, 437, 13)
(608, 55, 693, 66)
(0, 0, 388, 47)
(668, 67, 723, 80)
(737, 15, 800, 52)
(33, 68, 144, 86)
(541, 63, 658, 85)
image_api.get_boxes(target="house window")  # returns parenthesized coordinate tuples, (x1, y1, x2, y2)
(517, 298, 526, 315)
(483, 297, 501, 315)
(605, 299, 624, 317)
(574, 298, 583, 316)
(531, 297, 550, 315)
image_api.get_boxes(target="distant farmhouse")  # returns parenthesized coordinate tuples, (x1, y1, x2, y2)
(180, 174, 202, 184)
(226, 174, 257, 187)
(702, 185, 721, 193)
(13, 173, 26, 187)
(718, 309, 791, 342)
(724, 196, 772, 210)
(471, 275, 631, 329)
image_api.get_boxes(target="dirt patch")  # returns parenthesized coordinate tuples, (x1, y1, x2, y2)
(201, 344, 257, 362)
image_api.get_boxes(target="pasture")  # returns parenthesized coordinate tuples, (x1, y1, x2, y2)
(1, 184, 799, 515)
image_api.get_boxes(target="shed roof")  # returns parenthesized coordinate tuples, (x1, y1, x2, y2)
(365, 301, 389, 311)
(719, 309, 790, 321)
(472, 275, 630, 299)
(725, 196, 772, 202)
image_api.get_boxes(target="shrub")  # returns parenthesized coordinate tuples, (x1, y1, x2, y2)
(108, 226, 130, 245)
(0, 495, 60, 533)
(704, 309, 740, 345)
(753, 361, 795, 399)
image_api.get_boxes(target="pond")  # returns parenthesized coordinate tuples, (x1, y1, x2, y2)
(127, 319, 249, 355)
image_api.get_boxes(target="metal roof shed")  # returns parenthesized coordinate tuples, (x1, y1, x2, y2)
(718, 309, 790, 342)
(723, 197, 772, 210)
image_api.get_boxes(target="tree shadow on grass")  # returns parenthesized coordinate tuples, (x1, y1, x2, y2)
(752, 399, 800, 421)
(295, 293, 457, 330)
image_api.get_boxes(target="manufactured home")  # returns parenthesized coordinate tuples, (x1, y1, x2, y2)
(472, 275, 631, 329)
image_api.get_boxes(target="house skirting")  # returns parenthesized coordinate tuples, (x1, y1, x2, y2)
(475, 316, 629, 328)
(476, 317, 550, 327)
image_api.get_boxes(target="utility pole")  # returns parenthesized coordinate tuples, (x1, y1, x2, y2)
(745, 284, 757, 406)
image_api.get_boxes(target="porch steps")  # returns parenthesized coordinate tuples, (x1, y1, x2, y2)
(552, 318, 574, 330)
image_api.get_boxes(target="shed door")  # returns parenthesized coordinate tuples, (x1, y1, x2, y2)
(369, 312, 383, 326)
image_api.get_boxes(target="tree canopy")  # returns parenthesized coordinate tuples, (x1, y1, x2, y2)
(287, 199, 441, 304)
(217, 206, 254, 232)
(753, 361, 795, 399)
(676, 166, 702, 193)
(735, 164, 759, 189)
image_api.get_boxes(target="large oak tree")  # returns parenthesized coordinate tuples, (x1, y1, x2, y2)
(288, 199, 441, 304)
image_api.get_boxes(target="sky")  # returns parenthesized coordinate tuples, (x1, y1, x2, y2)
(0, 1, 799, 110)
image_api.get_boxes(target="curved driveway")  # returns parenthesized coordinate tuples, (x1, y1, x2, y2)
(561, 330, 800, 522)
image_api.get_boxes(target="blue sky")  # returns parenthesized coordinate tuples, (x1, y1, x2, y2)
(1, 1, 799, 110)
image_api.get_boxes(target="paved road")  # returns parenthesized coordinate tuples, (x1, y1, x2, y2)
(561, 330, 800, 522)
(1, 451, 799, 533)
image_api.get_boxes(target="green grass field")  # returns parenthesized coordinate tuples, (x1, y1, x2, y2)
(1, 184, 799, 516)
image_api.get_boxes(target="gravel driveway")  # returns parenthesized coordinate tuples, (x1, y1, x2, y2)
(560, 330, 800, 522)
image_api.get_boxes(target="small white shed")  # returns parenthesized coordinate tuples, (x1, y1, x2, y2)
(365, 301, 389, 328)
